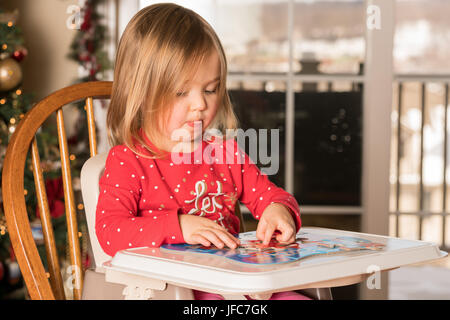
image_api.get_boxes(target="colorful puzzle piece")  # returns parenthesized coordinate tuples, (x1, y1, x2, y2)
(161, 232, 386, 265)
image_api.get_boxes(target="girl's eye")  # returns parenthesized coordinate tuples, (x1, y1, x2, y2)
(205, 88, 218, 95)
(176, 86, 218, 97)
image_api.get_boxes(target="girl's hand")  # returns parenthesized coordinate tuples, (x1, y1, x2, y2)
(178, 214, 240, 249)
(256, 203, 296, 246)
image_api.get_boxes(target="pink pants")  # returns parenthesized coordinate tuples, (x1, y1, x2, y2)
(193, 290, 312, 300)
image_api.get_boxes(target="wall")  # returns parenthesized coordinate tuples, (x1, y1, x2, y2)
(3, 0, 79, 101)
(4, 0, 85, 138)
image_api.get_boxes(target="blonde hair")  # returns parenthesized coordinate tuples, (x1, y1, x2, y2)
(107, 3, 238, 158)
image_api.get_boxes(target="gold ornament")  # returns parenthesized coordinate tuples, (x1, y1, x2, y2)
(0, 58, 22, 91)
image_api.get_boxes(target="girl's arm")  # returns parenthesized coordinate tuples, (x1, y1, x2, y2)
(95, 146, 184, 257)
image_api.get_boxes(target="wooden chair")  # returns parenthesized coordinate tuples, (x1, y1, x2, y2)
(2, 81, 110, 299)
(2, 81, 331, 300)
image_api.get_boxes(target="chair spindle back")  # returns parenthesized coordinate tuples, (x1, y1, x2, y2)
(2, 81, 111, 300)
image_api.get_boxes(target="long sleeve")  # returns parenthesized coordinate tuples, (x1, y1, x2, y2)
(234, 140, 302, 232)
(95, 146, 184, 257)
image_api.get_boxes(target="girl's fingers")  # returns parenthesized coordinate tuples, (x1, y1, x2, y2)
(197, 229, 226, 249)
(276, 228, 295, 244)
(191, 234, 211, 247)
(256, 219, 267, 241)
(205, 219, 241, 245)
(276, 223, 295, 243)
(212, 229, 240, 249)
(263, 224, 276, 245)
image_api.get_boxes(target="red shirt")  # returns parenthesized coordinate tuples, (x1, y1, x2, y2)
(95, 132, 301, 257)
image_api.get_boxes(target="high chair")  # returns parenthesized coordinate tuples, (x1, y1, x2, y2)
(80, 152, 332, 300)
(2, 81, 332, 300)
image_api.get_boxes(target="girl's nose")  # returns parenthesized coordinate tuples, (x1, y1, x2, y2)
(191, 104, 206, 112)
(189, 93, 207, 112)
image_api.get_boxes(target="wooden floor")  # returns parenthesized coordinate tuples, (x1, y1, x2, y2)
(413, 254, 450, 268)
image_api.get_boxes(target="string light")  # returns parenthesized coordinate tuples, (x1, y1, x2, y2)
(2, 44, 7, 50)
(7, 21, 13, 27)
(15, 89, 22, 95)
(0, 99, 5, 104)
(69, 154, 76, 161)
(0, 216, 6, 236)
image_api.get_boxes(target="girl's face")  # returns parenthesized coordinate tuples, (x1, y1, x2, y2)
(159, 50, 221, 152)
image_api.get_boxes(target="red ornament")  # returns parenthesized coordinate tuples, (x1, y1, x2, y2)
(12, 49, 26, 62)
(35, 177, 65, 219)
(83, 252, 91, 269)
(78, 52, 90, 62)
(0, 261, 4, 281)
(86, 40, 94, 53)
(80, 6, 92, 31)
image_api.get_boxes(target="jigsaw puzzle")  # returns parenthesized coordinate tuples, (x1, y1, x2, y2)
(161, 231, 385, 265)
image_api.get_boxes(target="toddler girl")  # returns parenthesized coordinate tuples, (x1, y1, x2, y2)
(96, 3, 310, 300)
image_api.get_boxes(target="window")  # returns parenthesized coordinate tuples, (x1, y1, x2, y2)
(391, 0, 450, 248)
(139, 0, 365, 211)
(394, 0, 450, 74)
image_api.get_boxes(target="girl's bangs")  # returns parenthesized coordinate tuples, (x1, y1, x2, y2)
(176, 46, 215, 90)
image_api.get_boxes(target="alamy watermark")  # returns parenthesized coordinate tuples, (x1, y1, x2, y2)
(170, 123, 280, 176)
(366, 4, 381, 30)
(66, 5, 81, 30)
(366, 264, 381, 290)
(65, 264, 82, 290)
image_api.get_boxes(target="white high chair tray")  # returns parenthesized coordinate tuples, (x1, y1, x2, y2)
(103, 227, 447, 294)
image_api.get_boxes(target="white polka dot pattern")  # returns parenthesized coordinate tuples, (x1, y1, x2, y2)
(95, 139, 301, 256)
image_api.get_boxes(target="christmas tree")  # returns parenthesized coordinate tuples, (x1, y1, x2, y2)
(0, 1, 111, 299)
(66, 0, 112, 162)
(0, 8, 68, 299)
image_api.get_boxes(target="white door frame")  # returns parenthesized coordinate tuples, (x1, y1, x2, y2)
(360, 0, 395, 300)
